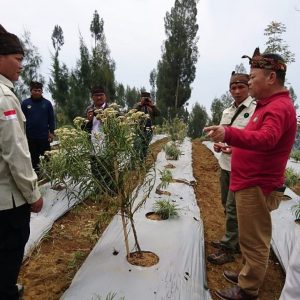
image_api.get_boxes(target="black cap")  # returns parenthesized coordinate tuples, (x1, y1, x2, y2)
(0, 24, 24, 55)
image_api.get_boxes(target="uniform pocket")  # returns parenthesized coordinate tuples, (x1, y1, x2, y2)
(266, 191, 283, 212)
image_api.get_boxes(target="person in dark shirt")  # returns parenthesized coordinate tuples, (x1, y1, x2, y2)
(133, 91, 160, 160)
(21, 81, 55, 175)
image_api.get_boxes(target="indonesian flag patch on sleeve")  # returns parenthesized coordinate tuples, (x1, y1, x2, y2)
(4, 109, 17, 120)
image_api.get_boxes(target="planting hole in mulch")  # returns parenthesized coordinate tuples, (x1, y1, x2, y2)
(145, 211, 167, 221)
(127, 251, 159, 267)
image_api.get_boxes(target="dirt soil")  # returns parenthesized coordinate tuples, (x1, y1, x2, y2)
(19, 138, 285, 299)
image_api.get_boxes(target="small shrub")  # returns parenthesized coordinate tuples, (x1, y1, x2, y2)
(159, 169, 173, 189)
(290, 150, 300, 162)
(164, 142, 182, 160)
(285, 167, 300, 187)
(153, 199, 179, 220)
(162, 117, 187, 142)
(291, 201, 300, 220)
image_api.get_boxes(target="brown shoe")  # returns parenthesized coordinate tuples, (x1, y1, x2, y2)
(223, 270, 238, 285)
(215, 286, 258, 300)
(207, 249, 235, 265)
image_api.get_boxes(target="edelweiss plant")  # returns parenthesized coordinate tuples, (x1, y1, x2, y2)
(153, 199, 179, 220)
(159, 169, 173, 189)
(290, 150, 300, 162)
(164, 142, 182, 160)
(284, 167, 300, 187)
(162, 117, 187, 143)
(40, 104, 156, 258)
(291, 201, 300, 221)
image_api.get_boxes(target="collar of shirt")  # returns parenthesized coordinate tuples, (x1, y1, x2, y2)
(230, 96, 255, 110)
(256, 91, 290, 108)
(0, 74, 14, 89)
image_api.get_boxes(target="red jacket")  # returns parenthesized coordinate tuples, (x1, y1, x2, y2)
(224, 91, 297, 195)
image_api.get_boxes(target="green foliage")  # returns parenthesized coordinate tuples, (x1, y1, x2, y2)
(90, 10, 104, 47)
(159, 169, 173, 189)
(234, 63, 246, 73)
(284, 167, 300, 187)
(210, 92, 232, 125)
(290, 150, 300, 162)
(68, 251, 84, 270)
(51, 25, 64, 52)
(291, 201, 300, 220)
(156, 0, 199, 119)
(149, 69, 157, 100)
(15, 30, 44, 100)
(40, 105, 156, 255)
(264, 21, 295, 64)
(153, 199, 179, 220)
(124, 86, 140, 109)
(289, 86, 298, 110)
(163, 117, 187, 142)
(188, 103, 209, 138)
(164, 142, 182, 160)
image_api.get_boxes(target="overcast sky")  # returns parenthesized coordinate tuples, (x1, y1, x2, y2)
(1, 0, 300, 114)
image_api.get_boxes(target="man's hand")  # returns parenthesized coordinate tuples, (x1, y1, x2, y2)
(87, 109, 94, 121)
(203, 125, 226, 142)
(213, 142, 225, 153)
(31, 197, 43, 213)
(221, 146, 232, 154)
(48, 133, 55, 143)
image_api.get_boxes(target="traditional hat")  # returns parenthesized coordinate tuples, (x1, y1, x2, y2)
(229, 71, 249, 87)
(0, 24, 24, 55)
(30, 81, 43, 90)
(91, 86, 106, 95)
(141, 91, 151, 98)
(242, 47, 286, 72)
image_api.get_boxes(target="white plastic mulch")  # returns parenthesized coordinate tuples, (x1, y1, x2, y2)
(61, 138, 212, 300)
(203, 141, 300, 300)
(24, 183, 80, 259)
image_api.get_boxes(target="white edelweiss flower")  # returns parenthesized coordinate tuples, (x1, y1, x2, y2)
(94, 108, 103, 114)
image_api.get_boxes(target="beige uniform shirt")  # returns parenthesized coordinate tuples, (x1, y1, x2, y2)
(0, 74, 41, 210)
(219, 96, 256, 171)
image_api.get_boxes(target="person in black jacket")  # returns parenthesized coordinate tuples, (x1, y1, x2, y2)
(133, 91, 160, 160)
(21, 81, 55, 175)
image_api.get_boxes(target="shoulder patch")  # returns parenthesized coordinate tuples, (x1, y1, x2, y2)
(4, 109, 17, 120)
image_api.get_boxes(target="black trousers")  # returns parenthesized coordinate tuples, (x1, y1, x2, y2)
(27, 138, 50, 173)
(0, 204, 30, 300)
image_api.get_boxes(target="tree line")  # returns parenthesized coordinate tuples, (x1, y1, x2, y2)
(14, 1, 297, 139)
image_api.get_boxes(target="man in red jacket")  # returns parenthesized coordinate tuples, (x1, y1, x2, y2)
(204, 48, 297, 300)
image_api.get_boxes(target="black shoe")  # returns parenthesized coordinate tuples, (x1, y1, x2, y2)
(211, 240, 223, 249)
(223, 270, 238, 285)
(16, 284, 24, 300)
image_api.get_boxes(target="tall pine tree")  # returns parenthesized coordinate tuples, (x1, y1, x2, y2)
(156, 0, 199, 119)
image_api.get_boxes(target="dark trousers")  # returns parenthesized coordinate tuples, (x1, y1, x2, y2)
(220, 169, 239, 252)
(135, 130, 153, 161)
(90, 155, 118, 195)
(27, 138, 50, 173)
(0, 204, 30, 300)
